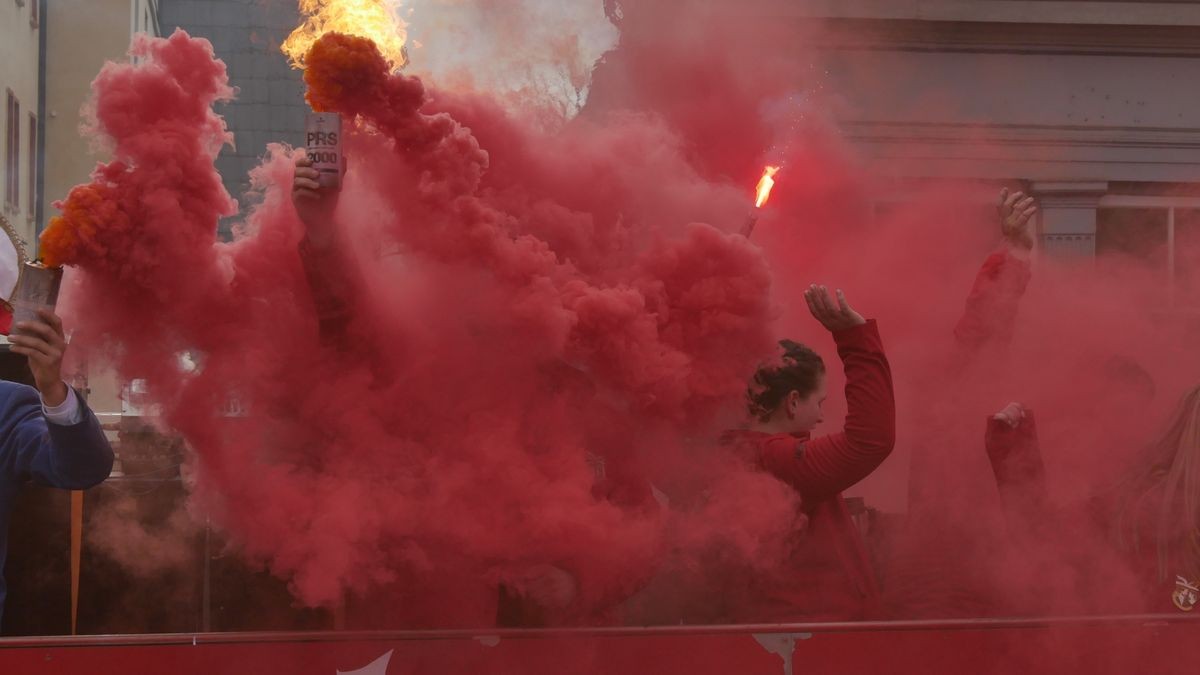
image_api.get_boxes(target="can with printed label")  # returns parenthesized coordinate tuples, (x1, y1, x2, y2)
(12, 261, 62, 335)
(305, 112, 343, 191)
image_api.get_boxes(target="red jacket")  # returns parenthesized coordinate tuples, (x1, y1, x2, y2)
(884, 249, 1034, 618)
(721, 320, 896, 620)
(953, 249, 1032, 353)
(985, 415, 1200, 614)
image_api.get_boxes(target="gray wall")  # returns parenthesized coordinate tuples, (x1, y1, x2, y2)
(790, 7, 1200, 260)
(158, 0, 306, 237)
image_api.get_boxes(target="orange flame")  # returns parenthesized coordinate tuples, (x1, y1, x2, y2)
(282, 0, 408, 72)
(754, 166, 780, 208)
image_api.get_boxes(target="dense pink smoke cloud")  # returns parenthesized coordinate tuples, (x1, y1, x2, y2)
(46, 0, 1200, 629)
(48, 28, 799, 626)
(593, 0, 1200, 619)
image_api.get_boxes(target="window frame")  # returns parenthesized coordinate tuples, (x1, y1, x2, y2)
(27, 113, 37, 223)
(1097, 195, 1200, 310)
(4, 89, 20, 213)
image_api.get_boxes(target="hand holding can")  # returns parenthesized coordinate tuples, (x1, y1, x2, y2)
(7, 264, 68, 405)
(305, 112, 343, 191)
(294, 113, 345, 245)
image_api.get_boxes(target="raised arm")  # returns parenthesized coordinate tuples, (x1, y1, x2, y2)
(953, 189, 1036, 352)
(985, 402, 1048, 528)
(293, 154, 361, 348)
(758, 287, 896, 502)
(4, 308, 113, 488)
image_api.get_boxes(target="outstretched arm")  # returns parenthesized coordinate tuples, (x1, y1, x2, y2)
(757, 287, 897, 502)
(293, 154, 361, 348)
(954, 189, 1037, 352)
(985, 402, 1048, 528)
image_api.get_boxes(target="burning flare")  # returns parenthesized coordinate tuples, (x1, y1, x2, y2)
(754, 166, 780, 208)
(282, 0, 408, 72)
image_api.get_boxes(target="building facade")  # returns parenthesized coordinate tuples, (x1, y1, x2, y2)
(792, 0, 1200, 309)
(36, 0, 162, 418)
(157, 0, 308, 237)
(42, 0, 162, 247)
(1, 0, 44, 248)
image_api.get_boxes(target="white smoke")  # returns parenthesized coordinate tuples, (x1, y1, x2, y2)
(402, 0, 621, 122)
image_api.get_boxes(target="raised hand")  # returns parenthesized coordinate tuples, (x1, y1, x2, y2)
(805, 285, 866, 333)
(992, 401, 1027, 428)
(292, 154, 340, 246)
(8, 307, 69, 406)
(998, 188, 1037, 250)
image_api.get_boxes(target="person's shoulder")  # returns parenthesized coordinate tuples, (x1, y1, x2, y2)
(719, 428, 766, 446)
(720, 428, 804, 452)
(0, 380, 40, 407)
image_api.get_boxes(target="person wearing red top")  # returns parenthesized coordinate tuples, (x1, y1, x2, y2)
(952, 188, 1036, 359)
(884, 188, 1038, 620)
(985, 383, 1200, 615)
(949, 189, 1197, 615)
(720, 285, 895, 621)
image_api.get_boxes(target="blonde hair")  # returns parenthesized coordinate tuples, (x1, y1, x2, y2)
(1114, 385, 1200, 582)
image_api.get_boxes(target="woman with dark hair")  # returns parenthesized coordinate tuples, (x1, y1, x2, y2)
(720, 285, 895, 621)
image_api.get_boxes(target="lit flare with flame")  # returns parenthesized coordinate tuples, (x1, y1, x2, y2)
(754, 166, 780, 208)
(282, 0, 408, 72)
(741, 165, 782, 238)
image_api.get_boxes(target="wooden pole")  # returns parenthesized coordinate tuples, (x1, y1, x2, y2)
(70, 490, 83, 635)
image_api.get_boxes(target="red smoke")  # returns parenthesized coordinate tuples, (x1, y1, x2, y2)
(51, 28, 793, 626)
(589, 1, 1200, 622)
(50, 4, 1200, 633)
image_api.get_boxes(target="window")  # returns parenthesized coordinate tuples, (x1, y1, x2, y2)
(4, 90, 19, 212)
(1096, 208, 1167, 269)
(27, 114, 37, 222)
(1096, 202, 1200, 309)
(1173, 210, 1200, 308)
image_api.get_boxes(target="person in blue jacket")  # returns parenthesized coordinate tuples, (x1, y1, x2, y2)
(0, 308, 114, 627)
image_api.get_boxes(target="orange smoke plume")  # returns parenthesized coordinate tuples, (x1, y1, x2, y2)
(301, 32, 392, 113)
(40, 183, 126, 269)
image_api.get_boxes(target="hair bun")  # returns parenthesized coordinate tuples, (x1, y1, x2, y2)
(779, 339, 807, 363)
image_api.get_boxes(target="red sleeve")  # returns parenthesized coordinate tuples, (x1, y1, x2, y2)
(297, 236, 359, 348)
(954, 249, 1032, 351)
(757, 320, 896, 502)
(984, 411, 1048, 523)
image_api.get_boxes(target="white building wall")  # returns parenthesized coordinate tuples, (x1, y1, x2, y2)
(0, 0, 43, 245)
